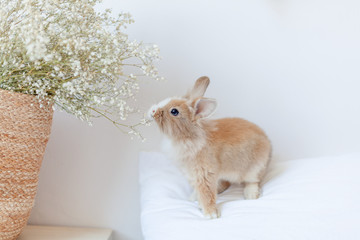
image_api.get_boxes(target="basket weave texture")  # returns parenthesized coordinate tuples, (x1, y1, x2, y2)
(0, 89, 53, 240)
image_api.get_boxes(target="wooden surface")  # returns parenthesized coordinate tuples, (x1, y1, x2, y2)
(18, 225, 112, 240)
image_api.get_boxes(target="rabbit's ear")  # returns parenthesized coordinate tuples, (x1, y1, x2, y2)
(184, 76, 210, 100)
(194, 98, 217, 119)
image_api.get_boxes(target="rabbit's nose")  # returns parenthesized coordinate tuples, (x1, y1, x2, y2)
(147, 105, 158, 120)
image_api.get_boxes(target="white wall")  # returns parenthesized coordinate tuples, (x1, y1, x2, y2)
(29, 1, 360, 239)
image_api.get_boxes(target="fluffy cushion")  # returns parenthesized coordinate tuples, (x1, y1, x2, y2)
(139, 152, 360, 240)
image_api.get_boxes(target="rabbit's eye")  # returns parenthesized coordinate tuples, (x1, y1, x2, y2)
(170, 108, 179, 116)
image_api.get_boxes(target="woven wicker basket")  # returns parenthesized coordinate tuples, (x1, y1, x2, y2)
(0, 89, 53, 240)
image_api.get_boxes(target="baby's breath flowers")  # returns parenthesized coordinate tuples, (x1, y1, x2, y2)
(0, 0, 162, 139)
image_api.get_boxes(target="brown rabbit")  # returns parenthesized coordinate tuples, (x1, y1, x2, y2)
(148, 76, 272, 219)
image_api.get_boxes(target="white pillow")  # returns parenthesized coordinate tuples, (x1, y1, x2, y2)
(139, 152, 360, 240)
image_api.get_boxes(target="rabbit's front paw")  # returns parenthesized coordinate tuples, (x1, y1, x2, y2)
(203, 206, 220, 219)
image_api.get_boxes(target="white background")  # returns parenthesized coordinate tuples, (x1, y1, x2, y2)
(29, 1, 360, 239)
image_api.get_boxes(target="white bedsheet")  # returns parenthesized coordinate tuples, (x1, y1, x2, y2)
(139, 152, 360, 240)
